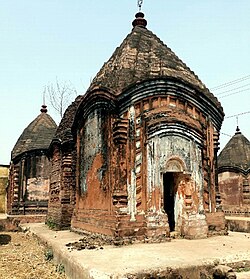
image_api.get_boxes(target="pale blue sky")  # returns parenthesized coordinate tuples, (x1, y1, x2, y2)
(0, 0, 250, 164)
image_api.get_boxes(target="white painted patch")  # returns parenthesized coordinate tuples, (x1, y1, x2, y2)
(136, 141, 141, 149)
(127, 170, 137, 221)
(147, 134, 205, 230)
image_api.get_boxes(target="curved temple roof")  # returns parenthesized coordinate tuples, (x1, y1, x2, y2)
(54, 95, 83, 143)
(89, 13, 222, 110)
(218, 127, 250, 172)
(12, 106, 57, 160)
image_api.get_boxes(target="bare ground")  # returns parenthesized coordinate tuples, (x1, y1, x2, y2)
(0, 231, 67, 279)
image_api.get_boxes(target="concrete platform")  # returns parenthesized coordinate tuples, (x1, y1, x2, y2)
(23, 223, 250, 279)
(237, 271, 250, 279)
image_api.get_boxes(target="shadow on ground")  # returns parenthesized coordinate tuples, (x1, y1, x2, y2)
(0, 234, 11, 245)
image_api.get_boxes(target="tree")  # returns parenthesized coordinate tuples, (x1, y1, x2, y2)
(45, 78, 78, 118)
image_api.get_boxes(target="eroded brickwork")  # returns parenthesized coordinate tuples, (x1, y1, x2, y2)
(49, 14, 225, 240)
(218, 129, 250, 217)
(219, 172, 250, 216)
(7, 152, 51, 215)
(70, 78, 224, 240)
(47, 98, 81, 228)
(7, 107, 57, 217)
(47, 144, 76, 228)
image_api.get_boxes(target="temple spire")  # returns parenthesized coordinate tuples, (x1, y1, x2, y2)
(40, 104, 48, 113)
(235, 125, 241, 134)
(235, 117, 241, 134)
(40, 90, 47, 113)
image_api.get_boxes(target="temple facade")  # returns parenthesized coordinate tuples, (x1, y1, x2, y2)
(7, 105, 57, 216)
(47, 13, 225, 239)
(218, 127, 250, 217)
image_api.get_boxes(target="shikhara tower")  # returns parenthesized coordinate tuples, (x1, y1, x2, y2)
(47, 12, 226, 239)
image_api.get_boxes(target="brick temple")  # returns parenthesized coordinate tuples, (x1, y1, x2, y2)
(7, 105, 57, 216)
(218, 127, 250, 217)
(47, 12, 226, 240)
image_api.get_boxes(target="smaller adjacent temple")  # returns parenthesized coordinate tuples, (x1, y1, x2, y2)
(218, 127, 250, 216)
(7, 105, 57, 217)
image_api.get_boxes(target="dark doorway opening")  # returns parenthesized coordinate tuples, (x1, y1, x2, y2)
(163, 172, 176, 232)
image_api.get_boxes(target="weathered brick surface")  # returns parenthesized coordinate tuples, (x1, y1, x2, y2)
(47, 99, 80, 228)
(218, 129, 250, 219)
(48, 14, 225, 240)
(206, 212, 227, 236)
(8, 107, 57, 216)
(8, 153, 52, 215)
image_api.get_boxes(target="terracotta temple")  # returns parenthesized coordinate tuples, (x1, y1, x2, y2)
(47, 13, 226, 239)
(218, 127, 250, 217)
(7, 105, 57, 216)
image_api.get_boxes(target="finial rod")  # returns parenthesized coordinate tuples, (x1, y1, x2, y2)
(43, 88, 46, 105)
(41, 88, 48, 113)
(138, 0, 143, 11)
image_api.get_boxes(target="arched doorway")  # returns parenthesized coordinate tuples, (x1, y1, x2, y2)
(163, 172, 176, 231)
(163, 158, 185, 232)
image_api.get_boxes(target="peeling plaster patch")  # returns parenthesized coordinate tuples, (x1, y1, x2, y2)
(27, 177, 49, 200)
(135, 153, 142, 164)
(127, 105, 137, 221)
(127, 170, 137, 221)
(128, 105, 135, 122)
(147, 134, 205, 231)
(119, 207, 128, 214)
(135, 165, 141, 174)
(175, 184, 184, 228)
(80, 110, 103, 192)
(136, 141, 141, 149)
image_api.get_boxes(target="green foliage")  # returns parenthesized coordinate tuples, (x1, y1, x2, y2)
(56, 263, 65, 274)
(46, 218, 57, 230)
(44, 247, 53, 261)
(235, 267, 250, 273)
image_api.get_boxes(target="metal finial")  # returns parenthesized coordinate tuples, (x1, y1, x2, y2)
(43, 88, 46, 105)
(235, 117, 241, 134)
(41, 88, 47, 113)
(138, 0, 143, 11)
(132, 12, 147, 28)
(40, 104, 47, 113)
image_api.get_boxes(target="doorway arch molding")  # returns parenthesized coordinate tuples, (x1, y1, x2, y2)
(162, 156, 187, 173)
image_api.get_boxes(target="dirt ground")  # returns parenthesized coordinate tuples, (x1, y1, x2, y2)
(0, 231, 67, 279)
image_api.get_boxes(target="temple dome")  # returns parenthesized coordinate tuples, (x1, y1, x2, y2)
(12, 106, 57, 160)
(218, 127, 250, 172)
(89, 14, 222, 110)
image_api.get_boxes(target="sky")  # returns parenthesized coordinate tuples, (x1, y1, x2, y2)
(0, 0, 249, 165)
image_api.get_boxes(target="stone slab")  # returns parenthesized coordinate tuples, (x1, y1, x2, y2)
(22, 223, 250, 279)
